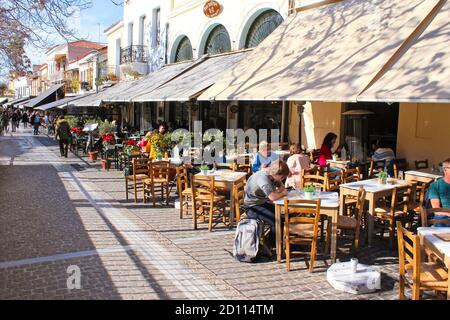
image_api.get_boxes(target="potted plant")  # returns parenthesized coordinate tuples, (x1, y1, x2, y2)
(377, 170, 388, 184)
(100, 159, 110, 170)
(88, 150, 98, 162)
(304, 183, 316, 199)
(200, 164, 209, 175)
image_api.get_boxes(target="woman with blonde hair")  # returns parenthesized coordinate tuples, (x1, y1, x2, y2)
(285, 143, 310, 188)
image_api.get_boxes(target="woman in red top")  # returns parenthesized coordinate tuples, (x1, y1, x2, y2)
(317, 132, 337, 166)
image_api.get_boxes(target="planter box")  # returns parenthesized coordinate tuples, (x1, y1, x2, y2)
(88, 151, 98, 162)
(101, 159, 110, 171)
(304, 191, 315, 199)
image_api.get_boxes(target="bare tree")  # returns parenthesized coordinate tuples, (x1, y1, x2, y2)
(0, 1, 99, 77)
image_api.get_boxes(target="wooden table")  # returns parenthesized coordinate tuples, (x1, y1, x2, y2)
(195, 171, 247, 227)
(339, 178, 415, 246)
(274, 191, 340, 263)
(417, 227, 450, 299)
(404, 170, 442, 184)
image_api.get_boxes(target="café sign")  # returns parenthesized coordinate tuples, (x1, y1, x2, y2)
(203, 0, 221, 18)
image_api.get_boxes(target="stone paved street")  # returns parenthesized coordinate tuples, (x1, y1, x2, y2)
(0, 127, 401, 300)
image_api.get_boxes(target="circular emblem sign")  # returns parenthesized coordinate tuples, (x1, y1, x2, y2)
(203, 0, 221, 18)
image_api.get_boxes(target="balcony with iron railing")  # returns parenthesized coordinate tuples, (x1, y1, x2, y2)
(120, 45, 148, 65)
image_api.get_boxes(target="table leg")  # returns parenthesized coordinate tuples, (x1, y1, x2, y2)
(367, 194, 375, 246)
(331, 208, 338, 263)
(229, 187, 235, 228)
(275, 204, 282, 263)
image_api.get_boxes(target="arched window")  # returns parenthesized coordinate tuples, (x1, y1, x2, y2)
(204, 25, 231, 55)
(245, 10, 283, 48)
(175, 36, 193, 62)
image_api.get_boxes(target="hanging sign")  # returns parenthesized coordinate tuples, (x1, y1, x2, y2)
(203, 0, 221, 18)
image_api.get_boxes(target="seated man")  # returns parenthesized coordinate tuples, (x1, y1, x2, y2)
(371, 140, 396, 177)
(251, 140, 279, 172)
(427, 158, 450, 226)
(244, 160, 290, 245)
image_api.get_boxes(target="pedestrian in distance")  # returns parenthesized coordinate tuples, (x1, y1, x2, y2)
(56, 115, 71, 158)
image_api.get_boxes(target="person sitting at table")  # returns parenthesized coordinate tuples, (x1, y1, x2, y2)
(371, 140, 396, 176)
(244, 160, 290, 245)
(251, 141, 279, 172)
(285, 143, 310, 188)
(427, 158, 450, 225)
(317, 132, 342, 172)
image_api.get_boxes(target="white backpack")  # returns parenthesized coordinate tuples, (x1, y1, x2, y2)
(233, 218, 264, 262)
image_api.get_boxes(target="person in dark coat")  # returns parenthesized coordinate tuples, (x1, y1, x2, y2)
(56, 115, 71, 157)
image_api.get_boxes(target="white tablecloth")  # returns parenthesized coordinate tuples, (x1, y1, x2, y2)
(274, 191, 339, 208)
(340, 178, 408, 193)
(417, 227, 450, 258)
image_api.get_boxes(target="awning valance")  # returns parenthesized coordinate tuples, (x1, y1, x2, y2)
(26, 84, 64, 108)
(35, 96, 86, 111)
(197, 0, 442, 102)
(4, 96, 32, 108)
(103, 61, 194, 103)
(134, 51, 250, 102)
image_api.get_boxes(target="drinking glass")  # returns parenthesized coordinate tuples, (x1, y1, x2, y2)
(350, 258, 358, 273)
(315, 186, 321, 197)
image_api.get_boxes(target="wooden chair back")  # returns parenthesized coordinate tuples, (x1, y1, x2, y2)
(176, 165, 189, 193)
(352, 187, 367, 225)
(420, 207, 450, 227)
(234, 163, 252, 177)
(393, 158, 408, 179)
(414, 159, 429, 170)
(214, 162, 236, 171)
(389, 185, 413, 214)
(190, 174, 215, 203)
(396, 221, 420, 295)
(132, 158, 151, 178)
(369, 159, 386, 178)
(325, 170, 343, 192)
(343, 167, 361, 183)
(302, 169, 326, 191)
(150, 160, 171, 183)
(234, 179, 246, 222)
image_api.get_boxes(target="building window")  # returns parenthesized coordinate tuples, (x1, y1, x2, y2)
(155, 8, 161, 47)
(128, 22, 134, 46)
(174, 36, 193, 62)
(245, 10, 283, 48)
(204, 25, 231, 55)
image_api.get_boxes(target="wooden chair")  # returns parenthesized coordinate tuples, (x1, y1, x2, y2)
(143, 160, 171, 206)
(234, 163, 252, 179)
(176, 165, 192, 219)
(214, 162, 236, 171)
(190, 174, 227, 231)
(410, 181, 431, 214)
(420, 207, 450, 227)
(415, 159, 429, 170)
(125, 158, 151, 203)
(333, 187, 366, 252)
(369, 159, 386, 178)
(393, 158, 408, 179)
(374, 185, 414, 248)
(301, 167, 326, 191)
(343, 167, 361, 183)
(233, 179, 246, 223)
(396, 221, 448, 300)
(309, 149, 320, 164)
(325, 170, 343, 192)
(283, 198, 323, 272)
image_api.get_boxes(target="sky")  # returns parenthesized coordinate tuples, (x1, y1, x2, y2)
(26, 0, 123, 67)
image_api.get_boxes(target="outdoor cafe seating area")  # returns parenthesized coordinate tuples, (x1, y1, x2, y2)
(71, 130, 449, 300)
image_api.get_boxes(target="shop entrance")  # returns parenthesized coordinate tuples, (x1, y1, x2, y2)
(342, 102, 399, 162)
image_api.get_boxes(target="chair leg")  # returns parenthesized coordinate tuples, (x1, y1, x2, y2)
(133, 182, 137, 204)
(125, 179, 129, 200)
(179, 195, 183, 219)
(208, 203, 214, 232)
(412, 283, 420, 300)
(286, 239, 291, 272)
(192, 200, 198, 230)
(325, 220, 331, 255)
(152, 185, 156, 207)
(389, 219, 395, 249)
(399, 276, 405, 300)
(310, 240, 317, 273)
(143, 184, 146, 203)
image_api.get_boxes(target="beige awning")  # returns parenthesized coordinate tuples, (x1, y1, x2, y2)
(70, 81, 138, 107)
(133, 50, 251, 102)
(103, 61, 194, 102)
(358, 0, 450, 103)
(198, 0, 442, 102)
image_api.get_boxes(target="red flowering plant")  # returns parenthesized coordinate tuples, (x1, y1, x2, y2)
(101, 134, 115, 149)
(124, 139, 140, 155)
(70, 127, 83, 137)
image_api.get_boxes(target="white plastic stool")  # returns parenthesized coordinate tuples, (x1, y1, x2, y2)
(327, 261, 381, 294)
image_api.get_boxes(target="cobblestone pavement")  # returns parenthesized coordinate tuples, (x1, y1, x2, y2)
(0, 127, 401, 300)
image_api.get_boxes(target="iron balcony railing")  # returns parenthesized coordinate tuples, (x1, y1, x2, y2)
(120, 45, 148, 64)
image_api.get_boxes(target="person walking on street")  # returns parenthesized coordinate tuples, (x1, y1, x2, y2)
(33, 113, 41, 135)
(22, 112, 28, 128)
(11, 111, 18, 132)
(56, 115, 71, 157)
